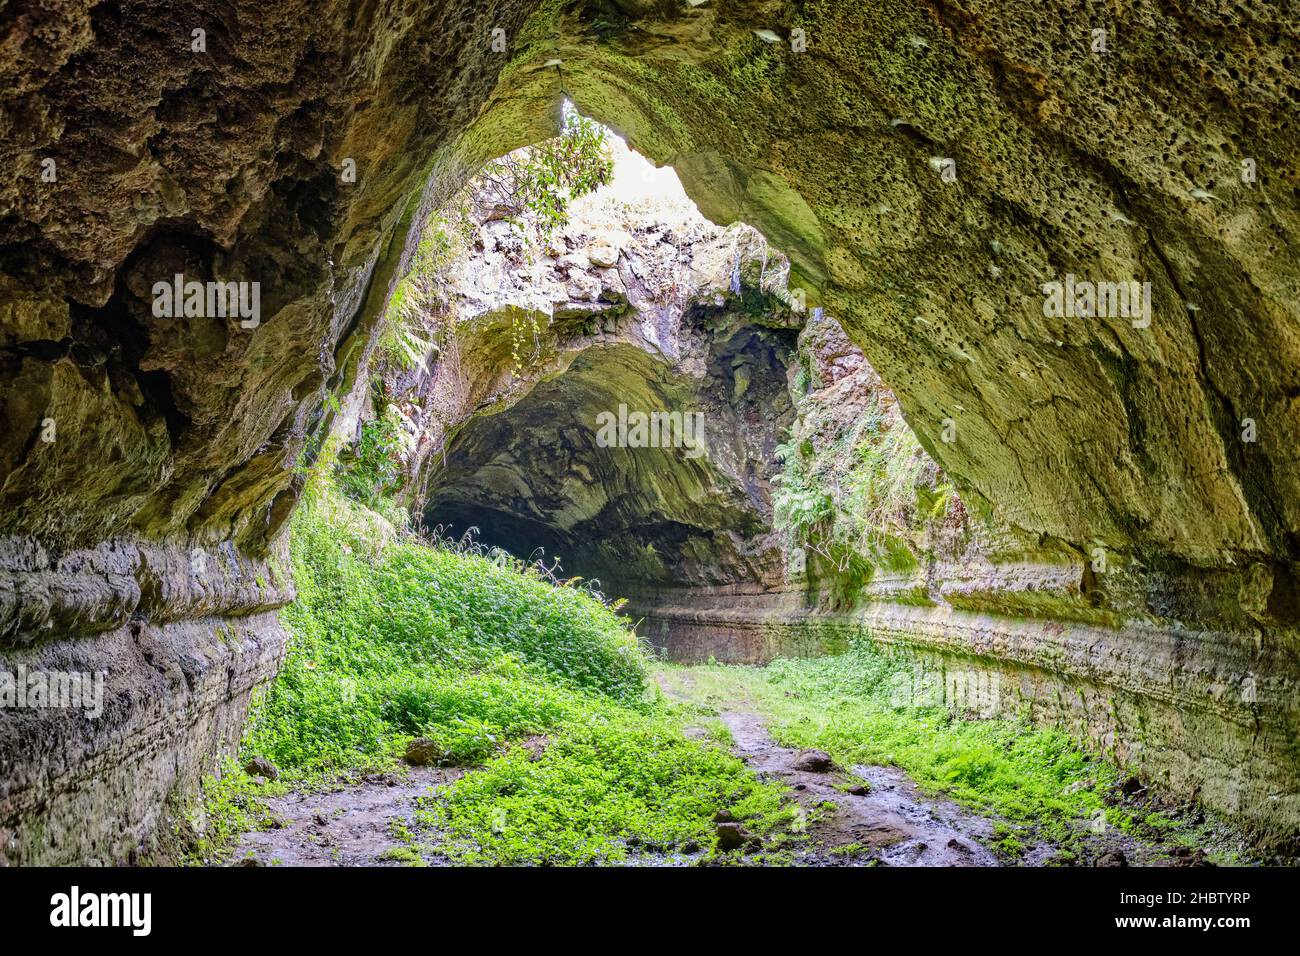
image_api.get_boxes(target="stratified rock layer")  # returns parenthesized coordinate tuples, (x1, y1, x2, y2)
(0, 536, 290, 863)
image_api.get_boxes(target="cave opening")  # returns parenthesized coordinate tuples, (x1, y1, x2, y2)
(421, 321, 799, 596)
(384, 108, 818, 612)
(4, 5, 1297, 870)
(374, 102, 967, 660)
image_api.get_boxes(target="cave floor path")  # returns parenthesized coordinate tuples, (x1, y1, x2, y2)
(655, 669, 1009, 866)
(221, 666, 1184, 868)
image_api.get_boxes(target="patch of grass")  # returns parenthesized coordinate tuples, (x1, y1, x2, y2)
(701, 717, 735, 747)
(240, 476, 648, 779)
(182, 759, 286, 866)
(413, 709, 789, 865)
(828, 841, 866, 857)
(377, 846, 424, 865)
(658, 638, 1123, 844)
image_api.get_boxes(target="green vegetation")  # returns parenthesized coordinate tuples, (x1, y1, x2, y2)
(658, 637, 1123, 845)
(192, 460, 785, 865)
(475, 109, 613, 240)
(333, 402, 408, 516)
(184, 758, 288, 865)
(192, 461, 1230, 865)
(773, 391, 959, 591)
(415, 707, 789, 865)
(378, 222, 453, 372)
(246, 473, 645, 775)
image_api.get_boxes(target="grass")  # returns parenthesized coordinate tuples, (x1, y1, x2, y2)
(242, 474, 647, 778)
(657, 639, 1125, 845)
(411, 703, 790, 865)
(189, 470, 788, 865)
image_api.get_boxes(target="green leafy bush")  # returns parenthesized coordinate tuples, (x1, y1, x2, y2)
(475, 109, 613, 239)
(241, 474, 647, 776)
(334, 407, 407, 512)
(773, 394, 957, 578)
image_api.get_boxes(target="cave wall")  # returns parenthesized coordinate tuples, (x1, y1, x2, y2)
(1, 0, 1297, 859)
(0, 0, 548, 863)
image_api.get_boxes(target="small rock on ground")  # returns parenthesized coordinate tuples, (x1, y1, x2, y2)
(716, 822, 752, 851)
(244, 756, 279, 781)
(792, 749, 835, 772)
(404, 737, 440, 766)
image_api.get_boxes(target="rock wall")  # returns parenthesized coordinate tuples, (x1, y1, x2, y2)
(395, 156, 798, 589)
(0, 537, 290, 864)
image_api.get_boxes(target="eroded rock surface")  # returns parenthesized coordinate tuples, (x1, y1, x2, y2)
(403, 169, 799, 591)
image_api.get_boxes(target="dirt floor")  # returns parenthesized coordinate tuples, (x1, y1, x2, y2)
(713, 707, 999, 866)
(230, 768, 463, 867)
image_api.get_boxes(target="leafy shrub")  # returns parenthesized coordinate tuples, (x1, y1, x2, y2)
(474, 109, 613, 239)
(335, 407, 407, 511)
(241, 474, 648, 776)
(772, 393, 958, 576)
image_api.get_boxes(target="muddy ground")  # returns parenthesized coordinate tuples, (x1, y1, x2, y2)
(230, 768, 463, 867)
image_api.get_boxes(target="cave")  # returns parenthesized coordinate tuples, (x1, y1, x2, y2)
(1, 0, 1298, 872)
(422, 326, 797, 594)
